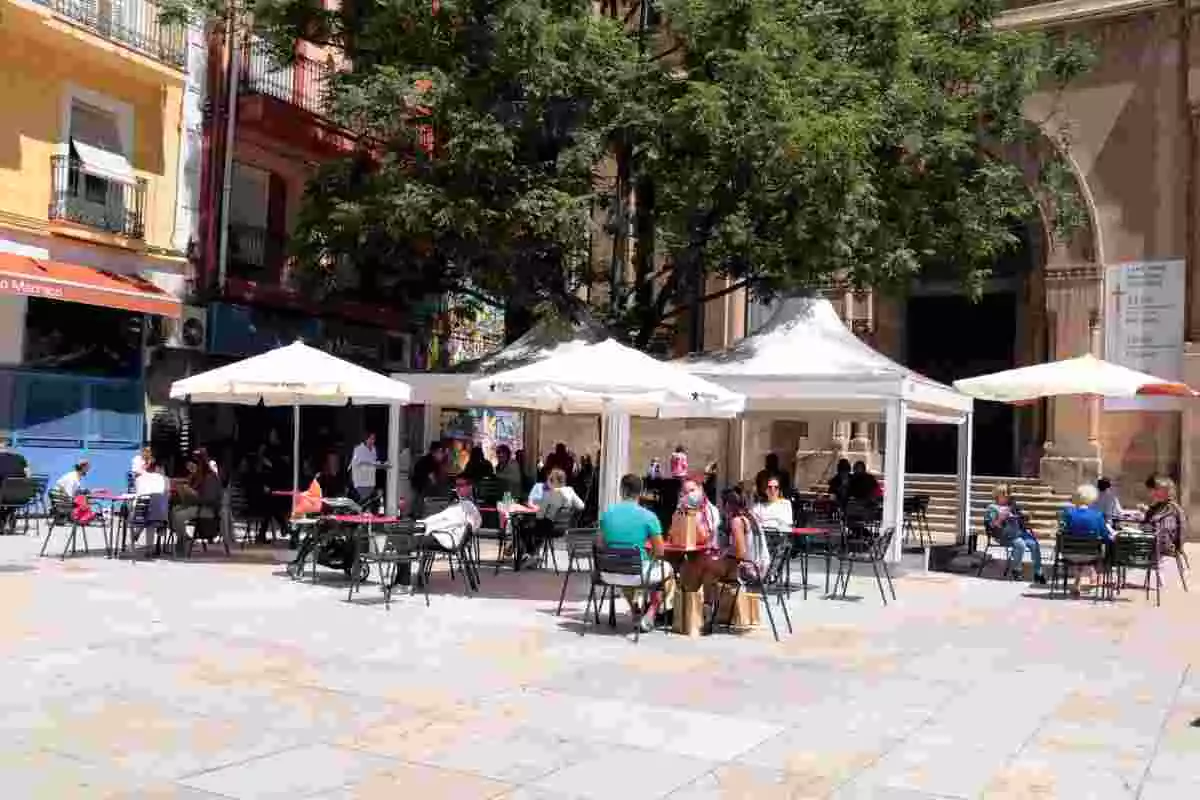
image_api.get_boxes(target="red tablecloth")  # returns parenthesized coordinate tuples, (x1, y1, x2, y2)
(327, 514, 403, 525)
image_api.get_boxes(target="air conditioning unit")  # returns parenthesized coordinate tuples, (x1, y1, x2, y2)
(162, 305, 207, 351)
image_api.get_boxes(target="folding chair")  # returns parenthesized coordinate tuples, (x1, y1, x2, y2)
(708, 530, 794, 641)
(834, 526, 898, 605)
(556, 527, 598, 615)
(584, 545, 665, 643)
(348, 521, 428, 610)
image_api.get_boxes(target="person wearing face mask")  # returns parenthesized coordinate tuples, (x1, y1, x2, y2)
(674, 476, 720, 542)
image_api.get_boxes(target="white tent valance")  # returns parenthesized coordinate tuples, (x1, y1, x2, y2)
(680, 296, 972, 421)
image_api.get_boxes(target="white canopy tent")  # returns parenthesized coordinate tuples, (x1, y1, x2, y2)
(169, 341, 413, 496)
(467, 338, 745, 509)
(395, 311, 611, 407)
(953, 354, 1197, 402)
(681, 297, 976, 562)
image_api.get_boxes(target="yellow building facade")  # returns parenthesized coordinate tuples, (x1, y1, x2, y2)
(0, 0, 191, 487)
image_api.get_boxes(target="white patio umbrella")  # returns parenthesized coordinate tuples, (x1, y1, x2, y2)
(466, 338, 745, 508)
(170, 341, 413, 492)
(952, 354, 1196, 403)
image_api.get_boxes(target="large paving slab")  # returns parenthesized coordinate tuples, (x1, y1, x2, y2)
(1, 527, 1198, 798)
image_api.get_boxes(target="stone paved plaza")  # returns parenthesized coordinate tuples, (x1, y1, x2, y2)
(3, 529, 1200, 799)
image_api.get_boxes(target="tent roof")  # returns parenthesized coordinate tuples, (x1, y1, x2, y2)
(467, 338, 745, 418)
(953, 353, 1196, 402)
(680, 297, 972, 418)
(170, 341, 412, 406)
(395, 308, 610, 406)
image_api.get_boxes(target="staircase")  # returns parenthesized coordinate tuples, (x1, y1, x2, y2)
(808, 474, 1071, 543)
(905, 474, 1071, 543)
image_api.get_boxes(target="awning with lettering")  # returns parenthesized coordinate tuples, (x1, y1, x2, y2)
(0, 253, 181, 317)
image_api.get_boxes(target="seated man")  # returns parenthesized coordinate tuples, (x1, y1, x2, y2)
(984, 484, 1046, 584)
(597, 474, 672, 632)
(416, 477, 483, 589)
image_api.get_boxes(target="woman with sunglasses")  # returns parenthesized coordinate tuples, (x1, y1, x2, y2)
(753, 477, 794, 533)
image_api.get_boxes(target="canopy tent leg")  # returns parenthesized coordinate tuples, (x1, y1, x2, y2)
(598, 408, 631, 512)
(882, 399, 908, 564)
(386, 402, 402, 515)
(292, 404, 301, 494)
(956, 410, 974, 550)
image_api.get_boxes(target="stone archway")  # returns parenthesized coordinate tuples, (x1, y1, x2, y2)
(1002, 121, 1107, 488)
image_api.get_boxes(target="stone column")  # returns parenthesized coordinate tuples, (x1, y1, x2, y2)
(1040, 265, 1104, 490)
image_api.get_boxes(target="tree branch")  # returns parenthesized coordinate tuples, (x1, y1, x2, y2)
(659, 278, 751, 323)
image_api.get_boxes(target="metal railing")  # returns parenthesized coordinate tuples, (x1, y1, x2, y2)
(240, 38, 333, 118)
(227, 222, 286, 281)
(48, 155, 147, 239)
(33, 0, 187, 69)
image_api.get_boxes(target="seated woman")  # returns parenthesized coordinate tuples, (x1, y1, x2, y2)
(681, 486, 771, 593)
(522, 468, 584, 568)
(1144, 476, 1186, 558)
(753, 476, 794, 532)
(1060, 484, 1114, 596)
(673, 475, 720, 541)
(983, 484, 1046, 584)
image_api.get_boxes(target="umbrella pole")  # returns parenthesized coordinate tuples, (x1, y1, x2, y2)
(292, 404, 300, 494)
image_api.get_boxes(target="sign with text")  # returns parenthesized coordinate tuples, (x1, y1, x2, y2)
(1104, 260, 1185, 411)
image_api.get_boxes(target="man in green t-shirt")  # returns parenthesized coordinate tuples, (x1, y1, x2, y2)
(598, 474, 671, 631)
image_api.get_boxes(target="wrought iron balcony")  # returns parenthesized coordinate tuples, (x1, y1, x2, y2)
(227, 222, 287, 282)
(240, 38, 332, 119)
(32, 0, 187, 69)
(49, 155, 147, 240)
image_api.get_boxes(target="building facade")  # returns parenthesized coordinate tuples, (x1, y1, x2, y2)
(0, 0, 195, 487)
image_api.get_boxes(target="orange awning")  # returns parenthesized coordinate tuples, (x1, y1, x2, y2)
(0, 253, 181, 318)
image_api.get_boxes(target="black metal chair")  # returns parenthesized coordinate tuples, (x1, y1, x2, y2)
(707, 530, 794, 641)
(533, 506, 576, 574)
(585, 545, 664, 643)
(19, 473, 50, 533)
(1050, 531, 1111, 601)
(0, 476, 38, 535)
(1111, 533, 1162, 606)
(794, 497, 842, 599)
(184, 504, 229, 558)
(39, 488, 103, 559)
(348, 521, 428, 610)
(902, 495, 932, 549)
(833, 526, 898, 605)
(119, 496, 168, 560)
(420, 514, 481, 596)
(976, 525, 1016, 578)
(556, 527, 598, 615)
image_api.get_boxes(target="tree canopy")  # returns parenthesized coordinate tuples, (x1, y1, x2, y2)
(185, 0, 1092, 347)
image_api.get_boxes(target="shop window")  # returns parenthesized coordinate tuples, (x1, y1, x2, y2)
(23, 298, 143, 378)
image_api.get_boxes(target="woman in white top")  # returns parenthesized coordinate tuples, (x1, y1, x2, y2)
(130, 446, 151, 478)
(536, 468, 584, 522)
(753, 476, 794, 532)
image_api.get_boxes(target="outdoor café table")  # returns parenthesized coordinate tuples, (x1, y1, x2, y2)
(479, 503, 538, 571)
(793, 526, 843, 599)
(89, 490, 134, 558)
(329, 512, 404, 585)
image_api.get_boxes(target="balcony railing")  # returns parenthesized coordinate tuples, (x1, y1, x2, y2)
(49, 155, 147, 239)
(240, 38, 333, 119)
(33, 0, 187, 69)
(227, 222, 286, 282)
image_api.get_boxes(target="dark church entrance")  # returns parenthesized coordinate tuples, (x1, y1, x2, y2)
(903, 222, 1043, 476)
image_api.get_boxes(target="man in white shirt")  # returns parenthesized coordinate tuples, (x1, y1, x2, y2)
(348, 432, 382, 501)
(54, 459, 90, 497)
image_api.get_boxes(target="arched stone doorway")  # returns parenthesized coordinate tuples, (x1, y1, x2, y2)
(901, 124, 1102, 480)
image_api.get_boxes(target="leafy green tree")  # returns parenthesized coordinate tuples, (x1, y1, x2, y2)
(174, 0, 1090, 348)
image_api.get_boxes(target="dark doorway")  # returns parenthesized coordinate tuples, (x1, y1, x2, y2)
(906, 291, 1019, 476)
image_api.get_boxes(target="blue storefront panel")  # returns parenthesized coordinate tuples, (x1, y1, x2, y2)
(0, 369, 142, 491)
